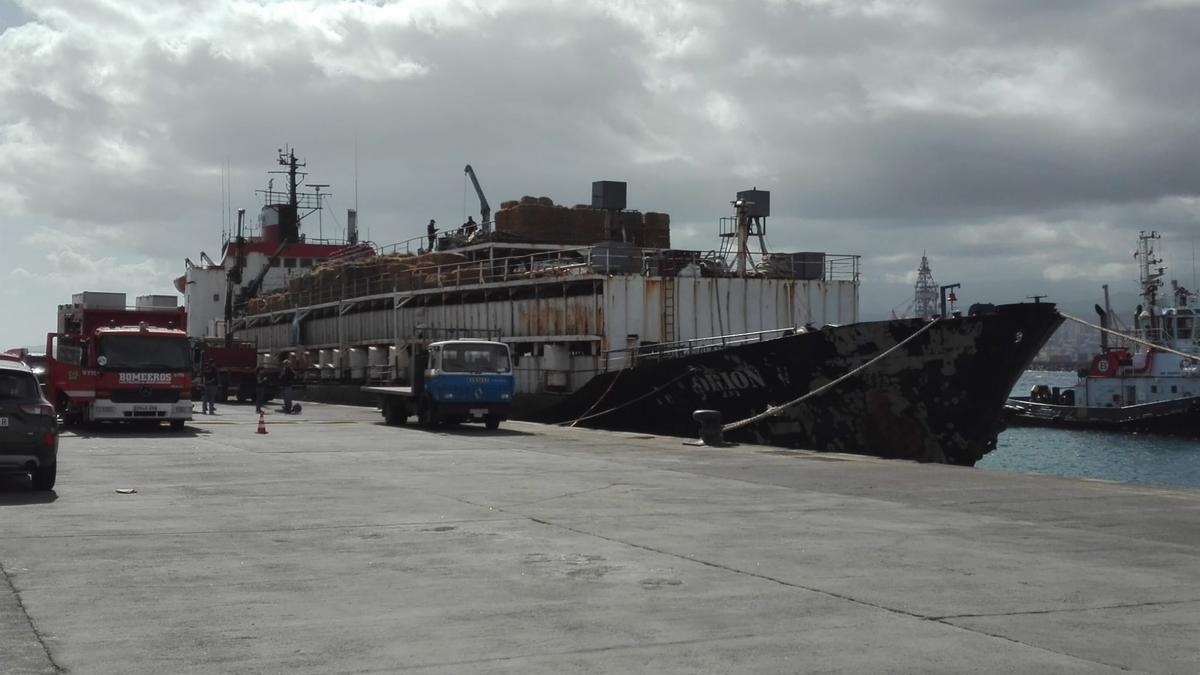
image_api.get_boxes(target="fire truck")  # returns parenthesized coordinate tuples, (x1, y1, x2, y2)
(45, 292, 194, 429)
(190, 337, 262, 402)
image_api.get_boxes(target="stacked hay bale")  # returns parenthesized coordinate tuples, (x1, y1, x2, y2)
(641, 212, 671, 248)
(493, 197, 671, 247)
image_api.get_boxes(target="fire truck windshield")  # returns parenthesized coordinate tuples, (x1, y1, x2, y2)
(97, 335, 192, 371)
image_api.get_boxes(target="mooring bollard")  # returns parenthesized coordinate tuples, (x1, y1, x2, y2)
(692, 409, 725, 447)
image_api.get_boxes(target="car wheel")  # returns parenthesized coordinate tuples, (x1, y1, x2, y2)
(484, 415, 501, 430)
(32, 463, 56, 491)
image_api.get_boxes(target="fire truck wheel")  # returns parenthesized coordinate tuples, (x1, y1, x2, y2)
(484, 415, 501, 430)
(169, 420, 186, 431)
(32, 463, 56, 491)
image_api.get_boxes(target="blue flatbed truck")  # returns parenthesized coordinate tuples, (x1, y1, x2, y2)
(363, 340, 514, 429)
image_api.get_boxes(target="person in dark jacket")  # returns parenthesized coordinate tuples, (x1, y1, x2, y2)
(254, 364, 268, 414)
(426, 219, 437, 252)
(279, 357, 296, 414)
(201, 360, 219, 415)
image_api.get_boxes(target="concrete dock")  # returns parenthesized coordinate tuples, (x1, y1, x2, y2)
(2, 403, 1198, 674)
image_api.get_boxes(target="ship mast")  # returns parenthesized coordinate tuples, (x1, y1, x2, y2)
(1136, 230, 1164, 311)
(1134, 230, 1166, 344)
(913, 252, 939, 320)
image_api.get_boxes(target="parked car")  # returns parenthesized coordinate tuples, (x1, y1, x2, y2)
(0, 353, 58, 490)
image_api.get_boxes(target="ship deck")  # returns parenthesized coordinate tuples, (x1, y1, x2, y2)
(2, 402, 1197, 673)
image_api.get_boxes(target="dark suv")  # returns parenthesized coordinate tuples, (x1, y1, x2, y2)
(0, 354, 58, 490)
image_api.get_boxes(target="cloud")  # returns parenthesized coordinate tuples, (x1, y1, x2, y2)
(0, 0, 1198, 347)
(1043, 262, 1135, 283)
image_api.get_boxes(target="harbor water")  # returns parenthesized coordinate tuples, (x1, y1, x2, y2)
(978, 370, 1200, 488)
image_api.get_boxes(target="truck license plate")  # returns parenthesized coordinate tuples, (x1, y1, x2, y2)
(0, 417, 7, 427)
(469, 408, 487, 417)
(132, 405, 157, 412)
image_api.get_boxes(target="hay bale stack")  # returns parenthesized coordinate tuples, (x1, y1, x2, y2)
(642, 212, 671, 248)
(492, 197, 671, 247)
(412, 251, 468, 268)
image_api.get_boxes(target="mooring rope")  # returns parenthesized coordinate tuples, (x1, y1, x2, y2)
(722, 318, 942, 433)
(560, 366, 700, 427)
(563, 364, 626, 427)
(1060, 312, 1199, 363)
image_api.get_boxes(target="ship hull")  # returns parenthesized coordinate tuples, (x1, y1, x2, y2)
(538, 303, 1062, 465)
(1006, 396, 1200, 436)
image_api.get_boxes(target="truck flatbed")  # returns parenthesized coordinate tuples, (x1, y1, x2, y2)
(361, 385, 414, 397)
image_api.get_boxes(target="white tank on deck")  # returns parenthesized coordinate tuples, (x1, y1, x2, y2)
(368, 345, 389, 380)
(348, 347, 368, 380)
(184, 266, 226, 338)
(320, 349, 340, 380)
(390, 346, 405, 381)
(318, 350, 331, 379)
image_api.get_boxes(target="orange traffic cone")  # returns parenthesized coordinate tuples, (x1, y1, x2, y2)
(256, 412, 268, 434)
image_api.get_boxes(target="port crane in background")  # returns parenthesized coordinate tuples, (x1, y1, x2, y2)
(464, 164, 491, 226)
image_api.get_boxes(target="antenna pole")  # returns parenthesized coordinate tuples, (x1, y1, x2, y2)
(220, 160, 226, 243)
(225, 157, 231, 244)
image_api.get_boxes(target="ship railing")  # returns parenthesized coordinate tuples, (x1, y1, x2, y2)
(824, 254, 860, 282)
(602, 327, 797, 369)
(639, 250, 860, 282)
(374, 234, 432, 257)
(248, 245, 861, 316)
(268, 247, 598, 312)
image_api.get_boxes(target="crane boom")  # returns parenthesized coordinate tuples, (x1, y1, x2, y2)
(463, 164, 490, 225)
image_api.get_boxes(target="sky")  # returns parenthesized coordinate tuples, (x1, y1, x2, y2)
(2, 0, 1199, 349)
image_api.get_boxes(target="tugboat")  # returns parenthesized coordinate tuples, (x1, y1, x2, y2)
(1006, 231, 1200, 434)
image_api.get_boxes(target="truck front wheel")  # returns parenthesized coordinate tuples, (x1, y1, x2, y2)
(383, 399, 407, 426)
(484, 414, 501, 430)
(418, 397, 439, 428)
(170, 419, 186, 431)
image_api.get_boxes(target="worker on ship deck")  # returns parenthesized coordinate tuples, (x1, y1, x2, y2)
(426, 219, 437, 252)
(462, 216, 477, 240)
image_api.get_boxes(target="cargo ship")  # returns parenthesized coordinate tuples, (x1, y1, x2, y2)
(181, 150, 1062, 465)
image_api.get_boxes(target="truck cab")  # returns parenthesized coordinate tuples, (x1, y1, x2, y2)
(423, 340, 514, 425)
(45, 293, 194, 429)
(365, 339, 514, 429)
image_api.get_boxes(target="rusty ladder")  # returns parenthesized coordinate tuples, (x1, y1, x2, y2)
(663, 279, 676, 343)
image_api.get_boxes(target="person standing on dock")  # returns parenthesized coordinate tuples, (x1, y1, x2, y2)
(254, 363, 268, 414)
(279, 356, 296, 414)
(201, 359, 219, 415)
(426, 219, 438, 252)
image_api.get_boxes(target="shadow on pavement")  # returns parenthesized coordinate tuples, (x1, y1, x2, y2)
(374, 421, 538, 437)
(0, 474, 58, 504)
(63, 423, 211, 439)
